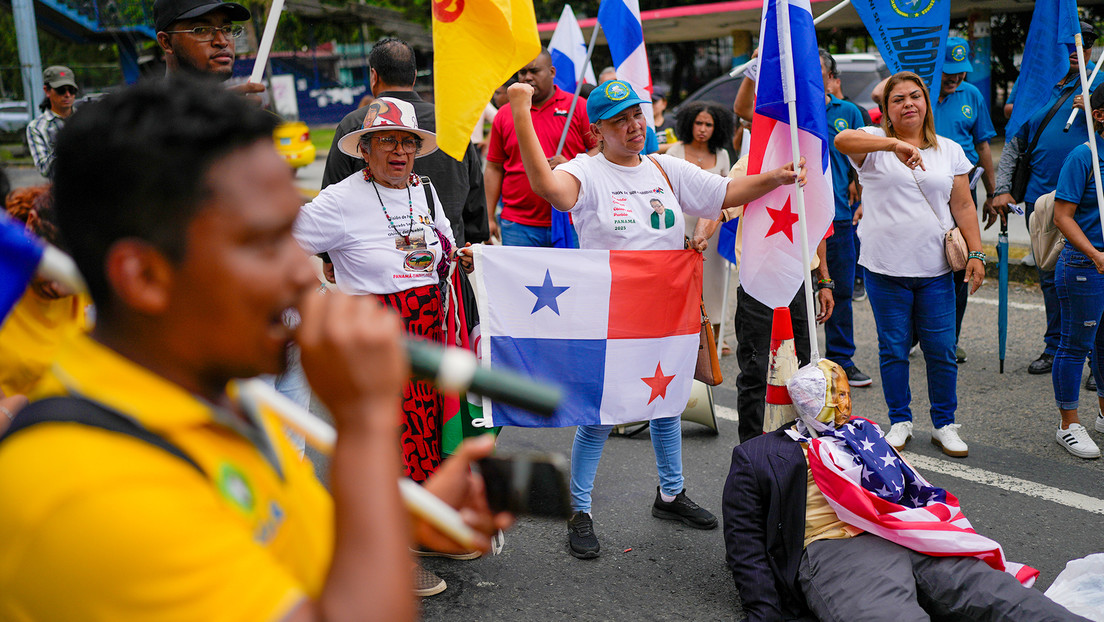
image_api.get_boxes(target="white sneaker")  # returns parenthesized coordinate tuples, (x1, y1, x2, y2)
(1021, 250, 1036, 267)
(931, 424, 968, 457)
(884, 421, 913, 450)
(1096, 411, 1104, 434)
(1056, 424, 1101, 459)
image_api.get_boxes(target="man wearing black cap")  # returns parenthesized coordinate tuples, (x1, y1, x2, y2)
(154, 0, 261, 95)
(26, 65, 78, 178)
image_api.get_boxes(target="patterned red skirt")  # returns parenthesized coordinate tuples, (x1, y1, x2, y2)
(376, 284, 443, 482)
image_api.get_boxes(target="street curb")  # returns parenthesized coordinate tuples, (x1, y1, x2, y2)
(984, 258, 1040, 284)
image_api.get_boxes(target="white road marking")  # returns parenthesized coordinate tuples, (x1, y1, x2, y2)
(971, 296, 1046, 312)
(710, 406, 1103, 515)
(902, 452, 1104, 516)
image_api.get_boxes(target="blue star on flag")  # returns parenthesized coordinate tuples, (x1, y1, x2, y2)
(526, 270, 570, 315)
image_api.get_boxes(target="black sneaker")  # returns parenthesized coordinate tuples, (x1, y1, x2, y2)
(845, 365, 873, 387)
(651, 488, 718, 529)
(1028, 353, 1054, 375)
(567, 512, 600, 559)
(1086, 373, 1097, 393)
(854, 277, 867, 302)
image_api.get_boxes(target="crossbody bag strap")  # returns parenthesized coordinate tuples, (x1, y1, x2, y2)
(1025, 86, 1078, 160)
(420, 175, 436, 220)
(909, 167, 946, 228)
(0, 396, 205, 475)
(646, 155, 679, 205)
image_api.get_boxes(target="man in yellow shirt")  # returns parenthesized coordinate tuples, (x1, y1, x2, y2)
(0, 77, 505, 621)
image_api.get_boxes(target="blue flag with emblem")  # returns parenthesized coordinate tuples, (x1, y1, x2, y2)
(848, 0, 951, 90)
(1004, 0, 1081, 141)
(0, 214, 45, 324)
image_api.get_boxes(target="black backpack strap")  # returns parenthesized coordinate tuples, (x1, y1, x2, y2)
(420, 175, 436, 220)
(0, 397, 205, 475)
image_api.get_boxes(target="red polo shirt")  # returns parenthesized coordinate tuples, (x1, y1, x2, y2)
(487, 86, 596, 227)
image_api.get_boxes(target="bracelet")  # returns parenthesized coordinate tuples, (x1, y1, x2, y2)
(816, 278, 835, 291)
(0, 404, 13, 421)
(968, 251, 986, 262)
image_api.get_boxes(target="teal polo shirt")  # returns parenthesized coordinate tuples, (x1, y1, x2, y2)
(1016, 67, 1104, 204)
(826, 94, 866, 221)
(1055, 134, 1104, 250)
(934, 81, 995, 165)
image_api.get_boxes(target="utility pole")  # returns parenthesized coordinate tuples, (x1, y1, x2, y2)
(13, 0, 44, 120)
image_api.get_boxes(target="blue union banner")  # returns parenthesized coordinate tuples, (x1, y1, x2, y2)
(850, 0, 951, 90)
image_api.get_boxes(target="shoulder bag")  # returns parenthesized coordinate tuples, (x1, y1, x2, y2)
(1029, 190, 1066, 271)
(912, 168, 969, 272)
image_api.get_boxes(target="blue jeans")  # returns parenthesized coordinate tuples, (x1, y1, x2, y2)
(1053, 246, 1104, 409)
(865, 271, 958, 427)
(500, 217, 553, 248)
(1025, 203, 1062, 354)
(825, 220, 856, 368)
(570, 415, 683, 513)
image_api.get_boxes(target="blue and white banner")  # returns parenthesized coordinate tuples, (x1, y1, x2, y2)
(548, 5, 596, 94)
(1004, 0, 1081, 141)
(849, 0, 951, 90)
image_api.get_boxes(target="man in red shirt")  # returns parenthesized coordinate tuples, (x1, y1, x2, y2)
(485, 49, 596, 247)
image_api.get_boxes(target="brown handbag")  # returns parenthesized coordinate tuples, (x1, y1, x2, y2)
(695, 300, 723, 386)
(912, 169, 968, 271)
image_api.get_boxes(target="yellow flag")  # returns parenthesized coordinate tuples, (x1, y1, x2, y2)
(433, 0, 540, 160)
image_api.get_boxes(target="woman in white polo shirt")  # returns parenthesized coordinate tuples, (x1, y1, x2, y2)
(835, 71, 985, 458)
(505, 78, 804, 560)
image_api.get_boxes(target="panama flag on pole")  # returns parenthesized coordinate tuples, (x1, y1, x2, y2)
(549, 5, 596, 93)
(740, 0, 833, 310)
(597, 0, 654, 132)
(471, 246, 700, 428)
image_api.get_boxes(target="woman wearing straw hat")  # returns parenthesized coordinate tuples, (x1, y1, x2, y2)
(294, 97, 460, 487)
(505, 78, 806, 560)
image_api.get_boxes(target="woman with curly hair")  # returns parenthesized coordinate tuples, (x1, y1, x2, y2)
(667, 101, 736, 345)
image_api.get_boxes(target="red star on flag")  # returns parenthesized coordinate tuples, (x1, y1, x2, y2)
(641, 362, 676, 404)
(765, 196, 799, 243)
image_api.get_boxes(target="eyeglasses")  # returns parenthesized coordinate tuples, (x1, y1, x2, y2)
(164, 25, 245, 41)
(52, 86, 77, 96)
(361, 135, 422, 153)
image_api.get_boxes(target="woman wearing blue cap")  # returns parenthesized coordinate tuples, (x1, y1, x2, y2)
(505, 79, 805, 559)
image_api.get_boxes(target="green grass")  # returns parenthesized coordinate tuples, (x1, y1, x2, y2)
(309, 127, 336, 156)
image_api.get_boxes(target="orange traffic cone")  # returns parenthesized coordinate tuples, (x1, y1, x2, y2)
(764, 306, 799, 433)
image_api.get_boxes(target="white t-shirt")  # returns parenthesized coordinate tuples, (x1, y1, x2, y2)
(558, 153, 729, 250)
(850, 126, 972, 277)
(294, 173, 455, 295)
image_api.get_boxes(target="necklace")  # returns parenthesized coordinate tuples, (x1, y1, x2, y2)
(368, 174, 415, 245)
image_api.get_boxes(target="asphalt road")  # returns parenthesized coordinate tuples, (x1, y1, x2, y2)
(421, 278, 1104, 621)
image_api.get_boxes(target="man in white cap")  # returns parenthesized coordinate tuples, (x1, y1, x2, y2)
(26, 65, 78, 178)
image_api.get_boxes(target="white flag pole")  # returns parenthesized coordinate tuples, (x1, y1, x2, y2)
(556, 19, 601, 157)
(777, 0, 821, 360)
(248, 0, 285, 84)
(1064, 45, 1104, 131)
(1073, 34, 1104, 250)
(812, 0, 850, 26)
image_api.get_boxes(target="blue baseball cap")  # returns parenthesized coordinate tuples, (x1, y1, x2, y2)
(943, 37, 972, 74)
(587, 80, 648, 121)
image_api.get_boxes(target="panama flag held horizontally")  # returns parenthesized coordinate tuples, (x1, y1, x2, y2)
(471, 246, 701, 428)
(548, 5, 596, 93)
(740, 0, 834, 309)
